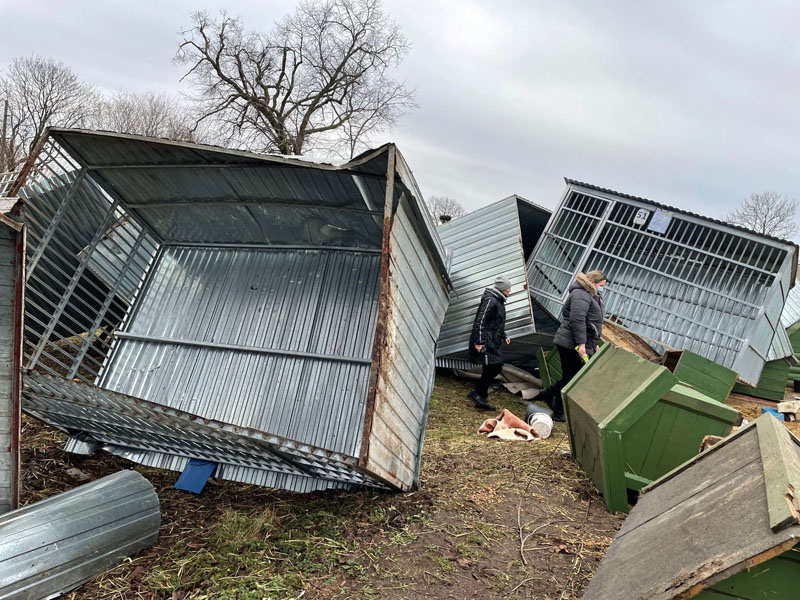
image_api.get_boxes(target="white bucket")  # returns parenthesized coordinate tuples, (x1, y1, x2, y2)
(529, 413, 553, 439)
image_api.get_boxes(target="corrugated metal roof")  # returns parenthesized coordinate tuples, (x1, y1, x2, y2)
(0, 470, 159, 599)
(565, 178, 800, 252)
(436, 195, 551, 359)
(46, 129, 448, 282)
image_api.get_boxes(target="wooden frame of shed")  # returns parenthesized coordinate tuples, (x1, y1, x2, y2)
(0, 200, 25, 515)
(584, 413, 800, 599)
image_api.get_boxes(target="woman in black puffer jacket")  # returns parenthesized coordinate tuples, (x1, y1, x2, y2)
(536, 270, 606, 421)
(467, 275, 512, 411)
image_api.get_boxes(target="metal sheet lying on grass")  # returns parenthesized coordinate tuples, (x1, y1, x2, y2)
(527, 179, 799, 385)
(0, 470, 159, 600)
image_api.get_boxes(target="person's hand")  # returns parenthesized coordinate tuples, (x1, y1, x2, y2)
(505, 338, 511, 345)
(578, 343, 587, 358)
(475, 344, 484, 352)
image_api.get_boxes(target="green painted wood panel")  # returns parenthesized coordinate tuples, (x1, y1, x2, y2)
(694, 548, 800, 599)
(734, 359, 790, 402)
(663, 350, 738, 404)
(537, 347, 562, 389)
(565, 346, 739, 513)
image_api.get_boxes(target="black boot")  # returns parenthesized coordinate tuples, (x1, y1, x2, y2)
(467, 390, 495, 411)
(545, 396, 566, 422)
(474, 397, 496, 411)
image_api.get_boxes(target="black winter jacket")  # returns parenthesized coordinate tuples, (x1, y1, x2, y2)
(469, 288, 507, 365)
(552, 278, 605, 355)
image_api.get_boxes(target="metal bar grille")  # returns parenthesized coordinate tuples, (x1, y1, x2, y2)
(19, 138, 160, 383)
(527, 185, 795, 383)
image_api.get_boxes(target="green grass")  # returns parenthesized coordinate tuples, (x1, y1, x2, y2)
(57, 374, 621, 600)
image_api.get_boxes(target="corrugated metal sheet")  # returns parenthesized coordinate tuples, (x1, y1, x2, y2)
(527, 181, 799, 385)
(436, 196, 550, 359)
(361, 192, 450, 490)
(17, 130, 450, 493)
(781, 280, 800, 329)
(435, 356, 475, 370)
(24, 372, 382, 487)
(0, 470, 159, 599)
(100, 247, 380, 457)
(768, 327, 795, 362)
(104, 448, 356, 493)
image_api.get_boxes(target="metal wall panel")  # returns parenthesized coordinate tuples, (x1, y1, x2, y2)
(104, 447, 357, 493)
(436, 196, 550, 358)
(527, 181, 798, 384)
(19, 158, 158, 383)
(781, 280, 800, 329)
(0, 470, 159, 599)
(100, 247, 380, 458)
(362, 194, 450, 490)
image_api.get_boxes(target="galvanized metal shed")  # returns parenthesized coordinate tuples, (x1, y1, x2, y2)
(527, 179, 799, 385)
(11, 129, 452, 493)
(435, 195, 555, 369)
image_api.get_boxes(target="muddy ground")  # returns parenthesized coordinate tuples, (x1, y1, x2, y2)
(20, 375, 627, 599)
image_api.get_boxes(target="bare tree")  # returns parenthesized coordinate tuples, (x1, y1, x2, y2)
(94, 90, 199, 141)
(728, 191, 799, 239)
(0, 55, 96, 170)
(176, 0, 416, 156)
(426, 195, 466, 224)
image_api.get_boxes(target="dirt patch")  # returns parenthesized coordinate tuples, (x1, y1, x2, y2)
(19, 374, 624, 600)
(728, 387, 800, 438)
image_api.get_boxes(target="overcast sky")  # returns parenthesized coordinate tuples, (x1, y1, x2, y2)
(2, 0, 800, 231)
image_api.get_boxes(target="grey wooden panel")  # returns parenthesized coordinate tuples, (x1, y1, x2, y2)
(620, 430, 760, 535)
(585, 455, 800, 599)
(585, 422, 800, 600)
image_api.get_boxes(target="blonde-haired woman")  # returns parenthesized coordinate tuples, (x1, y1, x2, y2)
(535, 270, 607, 421)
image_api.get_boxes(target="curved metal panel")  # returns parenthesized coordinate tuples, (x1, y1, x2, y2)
(0, 470, 159, 599)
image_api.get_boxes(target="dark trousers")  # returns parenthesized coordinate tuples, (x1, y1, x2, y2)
(475, 363, 504, 398)
(541, 345, 585, 413)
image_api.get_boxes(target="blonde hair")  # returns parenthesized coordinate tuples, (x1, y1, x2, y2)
(585, 270, 607, 283)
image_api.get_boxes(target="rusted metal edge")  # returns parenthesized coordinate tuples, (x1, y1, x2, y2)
(358, 146, 397, 478)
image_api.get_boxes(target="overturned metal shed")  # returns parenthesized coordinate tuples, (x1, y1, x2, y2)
(12, 129, 452, 493)
(527, 179, 799, 385)
(584, 414, 800, 599)
(436, 195, 554, 369)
